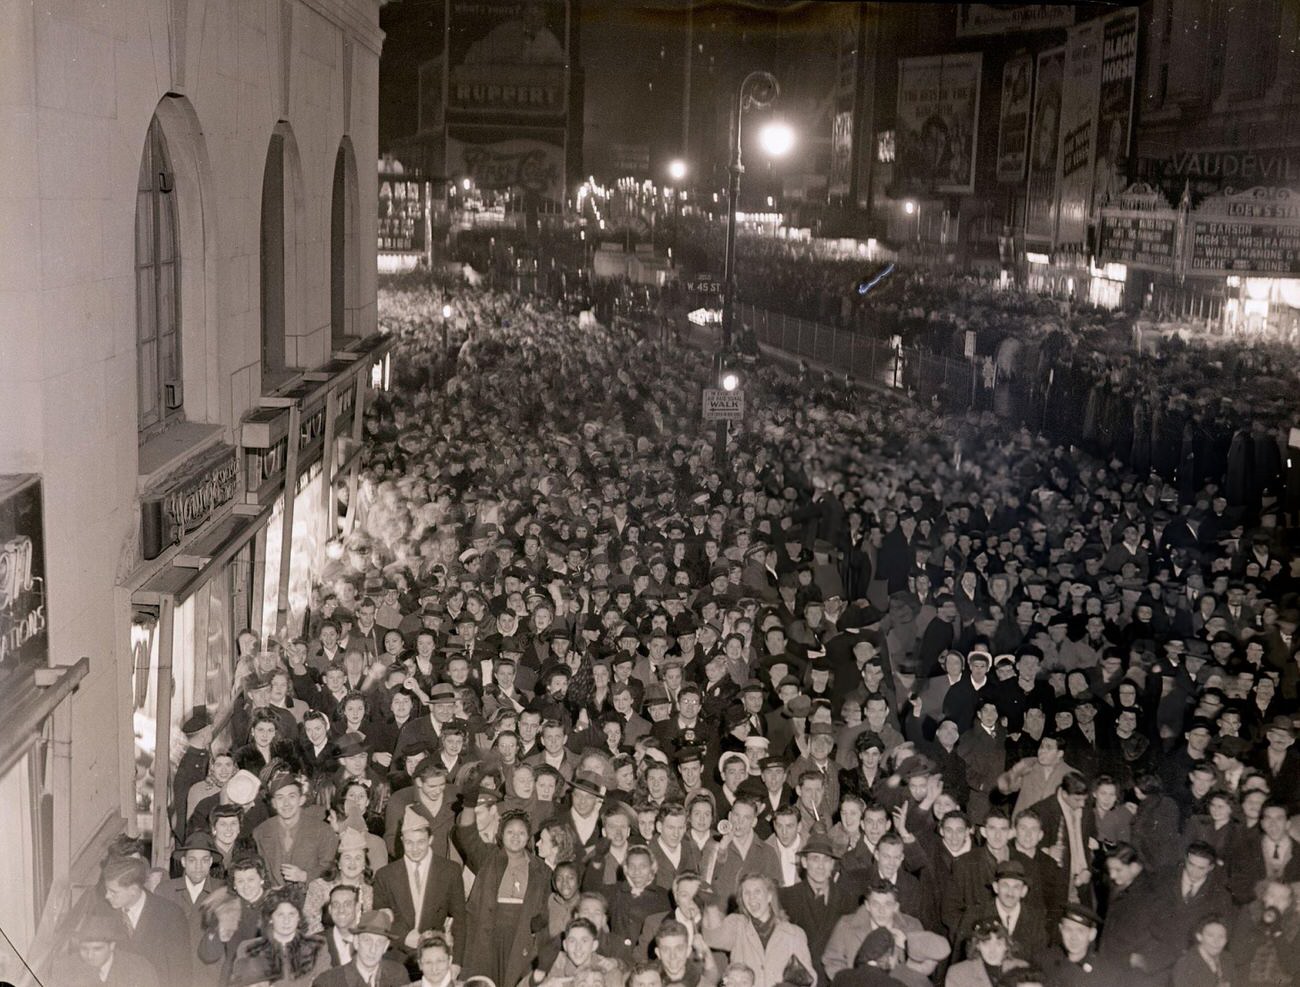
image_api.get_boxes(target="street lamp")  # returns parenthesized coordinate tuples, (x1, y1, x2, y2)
(668, 159, 688, 182)
(722, 70, 791, 355)
(715, 70, 791, 469)
(461, 177, 472, 191)
(758, 121, 796, 158)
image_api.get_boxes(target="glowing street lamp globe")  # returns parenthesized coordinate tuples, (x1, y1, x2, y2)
(758, 120, 796, 158)
(668, 159, 688, 181)
(721, 372, 740, 392)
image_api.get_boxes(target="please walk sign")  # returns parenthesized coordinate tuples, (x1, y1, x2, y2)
(702, 388, 745, 421)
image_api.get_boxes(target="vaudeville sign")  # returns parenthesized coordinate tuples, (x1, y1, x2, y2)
(0, 474, 49, 677)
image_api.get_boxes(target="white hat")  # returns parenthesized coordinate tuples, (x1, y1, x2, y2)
(224, 769, 261, 806)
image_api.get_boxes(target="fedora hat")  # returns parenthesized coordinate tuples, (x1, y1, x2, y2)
(353, 908, 395, 938)
(798, 832, 840, 859)
(173, 831, 218, 856)
(571, 770, 607, 800)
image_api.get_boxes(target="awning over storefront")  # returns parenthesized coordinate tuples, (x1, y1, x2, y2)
(0, 659, 88, 778)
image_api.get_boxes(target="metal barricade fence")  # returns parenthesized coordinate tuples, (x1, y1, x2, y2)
(737, 302, 988, 407)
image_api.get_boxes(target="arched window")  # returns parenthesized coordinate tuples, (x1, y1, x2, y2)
(330, 145, 350, 343)
(136, 116, 183, 433)
(260, 132, 287, 385)
(330, 140, 361, 345)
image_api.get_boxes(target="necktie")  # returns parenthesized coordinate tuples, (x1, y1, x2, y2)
(412, 861, 426, 932)
(1274, 842, 1282, 861)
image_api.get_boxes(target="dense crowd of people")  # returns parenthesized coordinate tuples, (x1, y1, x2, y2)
(61, 274, 1300, 987)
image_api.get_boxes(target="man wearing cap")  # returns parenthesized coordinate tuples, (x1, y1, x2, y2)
(254, 773, 340, 886)
(893, 930, 950, 987)
(1040, 904, 1121, 987)
(58, 914, 161, 987)
(311, 908, 411, 987)
(957, 859, 1047, 960)
(395, 682, 460, 755)
(778, 831, 859, 983)
(1251, 714, 1300, 813)
(373, 805, 467, 963)
(172, 707, 213, 838)
(830, 925, 900, 987)
(561, 770, 610, 864)
(157, 831, 223, 951)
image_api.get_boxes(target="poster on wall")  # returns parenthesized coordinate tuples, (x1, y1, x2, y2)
(0, 475, 48, 682)
(830, 110, 854, 197)
(996, 54, 1035, 183)
(1054, 19, 1103, 248)
(1025, 46, 1065, 242)
(447, 0, 569, 120)
(446, 135, 566, 201)
(957, 4, 1075, 36)
(895, 54, 983, 193)
(1091, 8, 1139, 211)
(378, 174, 428, 253)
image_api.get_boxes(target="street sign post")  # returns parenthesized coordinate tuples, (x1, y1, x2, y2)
(702, 388, 745, 421)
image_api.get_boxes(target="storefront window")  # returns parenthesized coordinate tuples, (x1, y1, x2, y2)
(261, 492, 287, 638)
(286, 463, 326, 638)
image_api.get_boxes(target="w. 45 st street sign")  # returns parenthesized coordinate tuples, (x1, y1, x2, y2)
(702, 388, 745, 422)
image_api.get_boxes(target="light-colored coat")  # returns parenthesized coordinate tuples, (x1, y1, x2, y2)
(702, 914, 817, 987)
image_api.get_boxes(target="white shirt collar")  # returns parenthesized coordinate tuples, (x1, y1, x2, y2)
(123, 891, 148, 930)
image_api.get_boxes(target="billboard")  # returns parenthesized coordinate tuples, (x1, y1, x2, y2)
(895, 54, 983, 194)
(830, 111, 854, 197)
(379, 174, 428, 253)
(1190, 188, 1300, 277)
(1091, 8, 1139, 211)
(1098, 209, 1179, 271)
(447, 0, 569, 120)
(957, 5, 1075, 36)
(446, 135, 566, 200)
(1024, 46, 1065, 243)
(996, 54, 1035, 183)
(1055, 19, 1103, 249)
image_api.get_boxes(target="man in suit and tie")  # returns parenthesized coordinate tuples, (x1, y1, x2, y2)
(778, 832, 865, 984)
(101, 854, 192, 986)
(156, 832, 222, 950)
(1251, 715, 1300, 812)
(956, 860, 1048, 961)
(1225, 800, 1300, 904)
(311, 908, 410, 987)
(372, 805, 467, 965)
(323, 884, 363, 968)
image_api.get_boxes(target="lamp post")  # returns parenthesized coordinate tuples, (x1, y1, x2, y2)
(722, 71, 781, 356)
(667, 159, 687, 268)
(716, 71, 792, 468)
